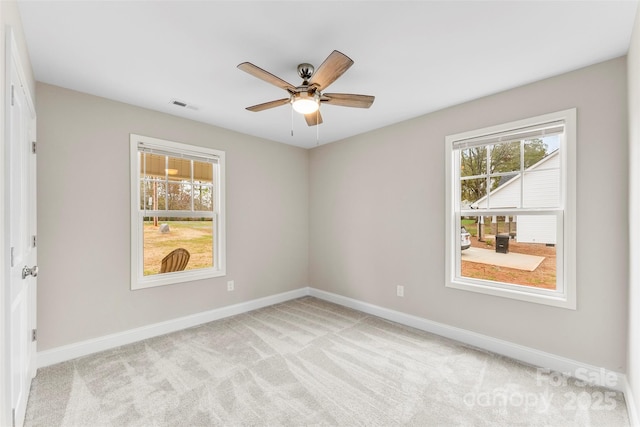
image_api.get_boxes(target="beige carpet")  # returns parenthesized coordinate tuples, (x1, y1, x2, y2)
(25, 297, 628, 426)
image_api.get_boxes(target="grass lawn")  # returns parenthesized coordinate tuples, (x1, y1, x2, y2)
(461, 219, 515, 237)
(143, 220, 213, 275)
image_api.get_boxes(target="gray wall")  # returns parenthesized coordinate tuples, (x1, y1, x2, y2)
(36, 83, 309, 350)
(627, 5, 640, 421)
(309, 57, 629, 371)
(37, 57, 630, 374)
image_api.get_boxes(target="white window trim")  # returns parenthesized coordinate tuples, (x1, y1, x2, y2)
(130, 134, 226, 290)
(445, 109, 576, 309)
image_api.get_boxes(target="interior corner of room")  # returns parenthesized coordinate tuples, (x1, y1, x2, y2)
(2, 1, 640, 426)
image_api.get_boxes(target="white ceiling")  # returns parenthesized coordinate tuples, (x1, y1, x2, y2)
(18, 0, 638, 149)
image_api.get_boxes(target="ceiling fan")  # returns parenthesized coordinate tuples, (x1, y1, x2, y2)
(237, 50, 375, 126)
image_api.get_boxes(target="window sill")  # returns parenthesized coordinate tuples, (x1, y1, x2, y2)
(132, 268, 226, 290)
(446, 278, 576, 310)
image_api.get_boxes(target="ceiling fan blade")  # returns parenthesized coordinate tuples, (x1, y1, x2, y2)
(305, 110, 323, 126)
(238, 62, 296, 93)
(308, 50, 354, 90)
(322, 93, 375, 108)
(246, 98, 290, 112)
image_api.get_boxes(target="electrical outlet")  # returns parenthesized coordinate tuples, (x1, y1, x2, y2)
(396, 285, 404, 297)
(227, 280, 235, 291)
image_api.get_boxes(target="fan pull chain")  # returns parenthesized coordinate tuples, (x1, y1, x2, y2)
(316, 110, 320, 146)
(291, 104, 294, 137)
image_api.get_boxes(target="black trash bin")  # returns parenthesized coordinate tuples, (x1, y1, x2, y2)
(496, 234, 509, 254)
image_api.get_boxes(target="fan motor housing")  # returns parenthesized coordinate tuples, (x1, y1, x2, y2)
(297, 63, 314, 81)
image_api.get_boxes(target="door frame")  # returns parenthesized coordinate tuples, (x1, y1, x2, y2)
(1, 25, 37, 427)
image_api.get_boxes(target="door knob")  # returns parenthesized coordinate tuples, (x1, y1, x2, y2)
(22, 265, 38, 279)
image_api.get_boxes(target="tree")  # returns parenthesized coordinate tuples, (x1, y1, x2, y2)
(522, 139, 548, 169)
(460, 138, 548, 204)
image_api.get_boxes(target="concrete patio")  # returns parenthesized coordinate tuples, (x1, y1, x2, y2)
(461, 247, 545, 271)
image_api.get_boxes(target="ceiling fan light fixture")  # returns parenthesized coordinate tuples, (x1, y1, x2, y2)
(291, 91, 320, 114)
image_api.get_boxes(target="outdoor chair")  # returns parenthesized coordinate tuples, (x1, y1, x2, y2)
(160, 248, 190, 273)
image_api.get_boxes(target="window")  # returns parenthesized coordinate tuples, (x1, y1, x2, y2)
(130, 134, 225, 290)
(445, 109, 576, 309)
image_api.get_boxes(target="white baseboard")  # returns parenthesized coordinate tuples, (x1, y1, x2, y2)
(624, 377, 640, 427)
(309, 288, 626, 392)
(37, 288, 309, 368)
(36, 285, 639, 423)
(38, 286, 628, 398)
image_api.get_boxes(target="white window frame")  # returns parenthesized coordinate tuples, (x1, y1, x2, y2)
(445, 109, 576, 309)
(130, 134, 226, 290)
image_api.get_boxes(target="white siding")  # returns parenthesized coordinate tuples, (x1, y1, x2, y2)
(473, 152, 559, 243)
(516, 215, 557, 244)
(485, 181, 520, 208)
(523, 154, 560, 208)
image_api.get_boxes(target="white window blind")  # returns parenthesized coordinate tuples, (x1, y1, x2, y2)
(452, 120, 564, 150)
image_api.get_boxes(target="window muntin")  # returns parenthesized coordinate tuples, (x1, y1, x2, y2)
(140, 152, 215, 213)
(446, 109, 576, 309)
(131, 134, 225, 290)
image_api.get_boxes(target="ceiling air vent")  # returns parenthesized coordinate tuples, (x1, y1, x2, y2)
(169, 99, 198, 110)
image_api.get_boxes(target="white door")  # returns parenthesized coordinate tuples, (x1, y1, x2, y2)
(6, 30, 37, 427)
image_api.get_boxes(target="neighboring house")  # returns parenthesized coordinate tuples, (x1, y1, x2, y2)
(471, 150, 559, 244)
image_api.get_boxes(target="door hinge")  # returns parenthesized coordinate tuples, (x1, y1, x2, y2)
(10, 85, 15, 107)
(10, 247, 14, 268)
(32, 141, 37, 154)
(12, 408, 15, 427)
(31, 329, 37, 342)
(32, 235, 37, 248)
